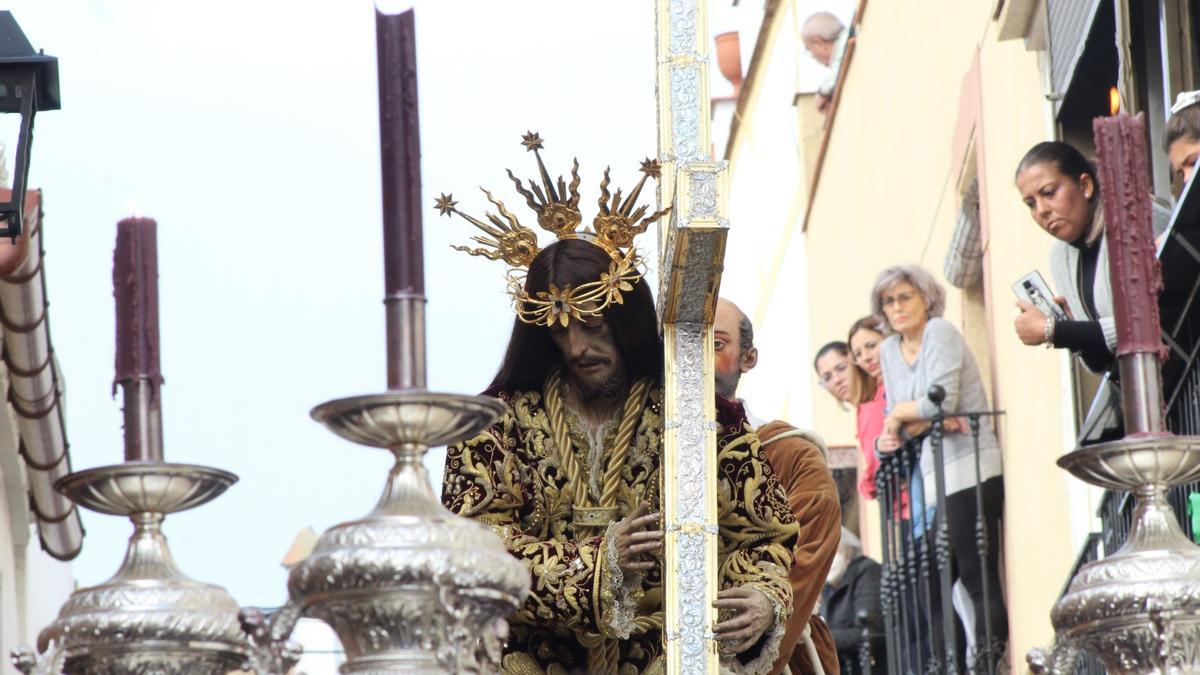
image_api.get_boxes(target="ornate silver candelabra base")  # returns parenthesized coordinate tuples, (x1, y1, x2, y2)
(25, 462, 251, 675)
(1030, 435, 1200, 674)
(289, 391, 530, 674)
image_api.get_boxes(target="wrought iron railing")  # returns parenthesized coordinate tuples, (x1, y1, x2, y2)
(874, 385, 1005, 675)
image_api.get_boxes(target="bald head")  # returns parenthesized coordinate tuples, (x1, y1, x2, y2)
(714, 298, 757, 399)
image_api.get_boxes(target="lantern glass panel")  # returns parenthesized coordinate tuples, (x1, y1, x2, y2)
(0, 112, 22, 190)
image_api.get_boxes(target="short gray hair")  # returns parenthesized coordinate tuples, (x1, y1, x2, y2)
(838, 527, 861, 556)
(870, 264, 946, 328)
(801, 11, 844, 42)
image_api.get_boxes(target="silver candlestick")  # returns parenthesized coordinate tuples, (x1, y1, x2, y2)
(287, 391, 530, 674)
(1029, 427, 1200, 673)
(1028, 114, 1200, 673)
(281, 7, 531, 673)
(18, 462, 254, 675)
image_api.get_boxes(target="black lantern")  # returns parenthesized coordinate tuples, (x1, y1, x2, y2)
(0, 12, 58, 239)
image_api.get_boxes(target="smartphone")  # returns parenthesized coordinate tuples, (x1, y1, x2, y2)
(1012, 270, 1068, 322)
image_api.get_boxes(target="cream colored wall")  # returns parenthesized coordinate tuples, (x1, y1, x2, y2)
(721, 0, 819, 430)
(975, 27, 1104, 667)
(798, 1, 1083, 669)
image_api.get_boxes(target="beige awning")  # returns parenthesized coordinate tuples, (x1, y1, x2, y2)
(0, 190, 83, 560)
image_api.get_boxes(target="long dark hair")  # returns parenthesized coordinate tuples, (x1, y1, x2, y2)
(488, 239, 663, 394)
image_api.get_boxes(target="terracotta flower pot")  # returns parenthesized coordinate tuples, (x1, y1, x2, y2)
(714, 31, 742, 96)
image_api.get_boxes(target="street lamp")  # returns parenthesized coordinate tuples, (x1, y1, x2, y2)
(0, 11, 59, 240)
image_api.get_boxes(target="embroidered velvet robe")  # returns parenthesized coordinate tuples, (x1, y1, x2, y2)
(442, 383, 798, 675)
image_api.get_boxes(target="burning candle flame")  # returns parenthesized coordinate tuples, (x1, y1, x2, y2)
(1110, 87, 1120, 116)
(127, 201, 142, 218)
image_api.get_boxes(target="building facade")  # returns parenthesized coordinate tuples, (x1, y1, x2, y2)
(714, 0, 1200, 668)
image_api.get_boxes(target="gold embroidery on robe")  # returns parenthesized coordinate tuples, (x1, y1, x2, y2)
(442, 384, 798, 674)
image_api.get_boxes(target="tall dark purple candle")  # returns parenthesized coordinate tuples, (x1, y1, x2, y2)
(377, 7, 424, 295)
(1093, 113, 1165, 358)
(113, 217, 163, 460)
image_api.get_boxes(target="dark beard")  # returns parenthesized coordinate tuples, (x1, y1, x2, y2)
(715, 370, 741, 400)
(568, 361, 628, 401)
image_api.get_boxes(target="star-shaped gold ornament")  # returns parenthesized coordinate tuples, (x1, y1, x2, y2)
(639, 158, 662, 178)
(434, 193, 458, 216)
(520, 131, 545, 152)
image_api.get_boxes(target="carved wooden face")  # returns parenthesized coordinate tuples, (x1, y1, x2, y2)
(713, 299, 756, 400)
(547, 310, 624, 397)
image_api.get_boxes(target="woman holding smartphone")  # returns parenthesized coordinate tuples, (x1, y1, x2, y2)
(1012, 141, 1169, 372)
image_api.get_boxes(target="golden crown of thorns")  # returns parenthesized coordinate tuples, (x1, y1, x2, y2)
(434, 132, 669, 327)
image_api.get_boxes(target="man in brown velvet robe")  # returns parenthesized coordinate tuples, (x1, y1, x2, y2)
(715, 298, 843, 675)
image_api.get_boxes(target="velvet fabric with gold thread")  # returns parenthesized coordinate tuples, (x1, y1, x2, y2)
(442, 380, 799, 675)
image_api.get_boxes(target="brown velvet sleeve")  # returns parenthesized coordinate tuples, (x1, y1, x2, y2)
(759, 422, 843, 675)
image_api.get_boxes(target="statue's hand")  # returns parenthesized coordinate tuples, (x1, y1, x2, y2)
(611, 502, 662, 574)
(712, 585, 775, 655)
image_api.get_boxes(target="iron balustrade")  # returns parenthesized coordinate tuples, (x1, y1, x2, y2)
(874, 385, 1005, 675)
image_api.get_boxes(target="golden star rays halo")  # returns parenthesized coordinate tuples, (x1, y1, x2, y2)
(435, 132, 669, 327)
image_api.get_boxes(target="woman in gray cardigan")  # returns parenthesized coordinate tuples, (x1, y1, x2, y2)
(872, 264, 1007, 662)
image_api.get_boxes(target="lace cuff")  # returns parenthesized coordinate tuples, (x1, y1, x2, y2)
(596, 521, 643, 639)
(719, 585, 788, 675)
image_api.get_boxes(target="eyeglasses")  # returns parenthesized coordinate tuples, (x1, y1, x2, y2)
(881, 291, 916, 308)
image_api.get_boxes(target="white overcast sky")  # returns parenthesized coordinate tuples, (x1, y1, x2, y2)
(8, 0, 848, 613)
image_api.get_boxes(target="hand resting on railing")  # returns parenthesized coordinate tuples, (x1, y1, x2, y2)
(875, 416, 969, 454)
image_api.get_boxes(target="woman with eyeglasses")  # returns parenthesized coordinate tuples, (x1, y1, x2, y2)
(872, 264, 1007, 665)
(847, 316, 885, 500)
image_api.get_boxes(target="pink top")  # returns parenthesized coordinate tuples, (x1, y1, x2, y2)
(855, 381, 886, 499)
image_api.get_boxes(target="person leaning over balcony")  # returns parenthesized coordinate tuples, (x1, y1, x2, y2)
(801, 11, 849, 114)
(1012, 141, 1170, 373)
(813, 341, 853, 405)
(716, 298, 841, 675)
(872, 264, 1008, 661)
(847, 317, 886, 501)
(1166, 90, 1200, 186)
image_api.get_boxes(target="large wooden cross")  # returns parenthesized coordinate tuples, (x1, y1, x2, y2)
(654, 2, 728, 673)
